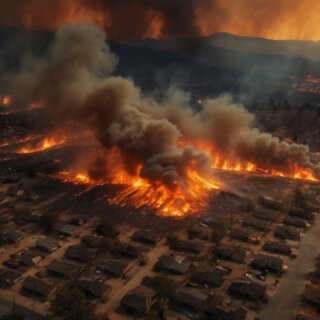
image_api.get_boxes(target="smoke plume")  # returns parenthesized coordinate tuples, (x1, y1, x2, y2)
(1, 0, 320, 41)
(5, 23, 319, 185)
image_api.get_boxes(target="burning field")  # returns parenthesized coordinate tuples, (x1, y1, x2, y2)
(0, 24, 319, 218)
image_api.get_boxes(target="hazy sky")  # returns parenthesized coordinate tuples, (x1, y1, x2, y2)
(1, 0, 320, 41)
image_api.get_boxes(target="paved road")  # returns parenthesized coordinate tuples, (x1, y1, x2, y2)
(260, 215, 320, 320)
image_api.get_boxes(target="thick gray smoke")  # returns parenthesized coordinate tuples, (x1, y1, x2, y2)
(6, 23, 319, 183)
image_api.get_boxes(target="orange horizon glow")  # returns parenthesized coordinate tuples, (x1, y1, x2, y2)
(2, 0, 320, 41)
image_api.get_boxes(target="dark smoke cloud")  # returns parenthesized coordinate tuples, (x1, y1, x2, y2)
(1, 0, 320, 41)
(5, 23, 319, 183)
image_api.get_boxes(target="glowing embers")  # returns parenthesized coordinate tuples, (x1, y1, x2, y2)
(0, 96, 11, 106)
(109, 169, 219, 218)
(17, 134, 67, 154)
(58, 161, 219, 217)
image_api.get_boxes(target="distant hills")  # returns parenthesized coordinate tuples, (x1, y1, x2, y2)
(1, 26, 320, 105)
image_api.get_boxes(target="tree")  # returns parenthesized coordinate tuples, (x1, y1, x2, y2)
(51, 288, 97, 320)
(98, 238, 112, 254)
(0, 313, 24, 320)
(152, 276, 176, 298)
(96, 220, 118, 238)
(166, 233, 179, 247)
(41, 212, 59, 233)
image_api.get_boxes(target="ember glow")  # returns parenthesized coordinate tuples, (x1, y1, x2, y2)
(58, 159, 220, 218)
(17, 134, 67, 154)
(0, 95, 11, 106)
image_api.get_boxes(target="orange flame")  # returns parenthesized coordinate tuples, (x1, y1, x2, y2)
(17, 134, 67, 154)
(1, 96, 11, 106)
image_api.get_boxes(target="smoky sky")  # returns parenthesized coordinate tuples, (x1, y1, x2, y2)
(1, 0, 320, 41)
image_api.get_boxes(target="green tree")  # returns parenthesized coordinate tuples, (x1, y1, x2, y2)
(51, 288, 97, 320)
(0, 312, 24, 320)
(166, 233, 179, 247)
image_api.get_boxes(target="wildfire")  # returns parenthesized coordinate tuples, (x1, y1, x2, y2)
(58, 148, 220, 218)
(17, 134, 67, 154)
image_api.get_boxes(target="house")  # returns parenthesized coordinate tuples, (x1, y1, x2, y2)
(251, 254, 285, 274)
(228, 280, 267, 302)
(14, 250, 44, 267)
(188, 224, 211, 240)
(262, 241, 292, 256)
(172, 288, 209, 315)
(259, 196, 284, 211)
(0, 230, 23, 244)
(0, 268, 22, 288)
(205, 305, 248, 320)
(71, 278, 111, 301)
(243, 217, 269, 231)
(302, 285, 320, 307)
(191, 269, 225, 288)
(82, 235, 102, 248)
(274, 225, 300, 241)
(283, 216, 309, 228)
(113, 242, 145, 259)
(155, 255, 192, 275)
(65, 245, 96, 263)
(21, 276, 57, 301)
(96, 259, 131, 278)
(253, 208, 279, 222)
(170, 240, 204, 254)
(288, 208, 315, 221)
(36, 237, 59, 253)
(132, 229, 160, 245)
(69, 217, 86, 226)
(121, 285, 157, 315)
(213, 245, 247, 263)
(30, 211, 43, 224)
(55, 224, 78, 237)
(47, 259, 82, 279)
(230, 227, 260, 243)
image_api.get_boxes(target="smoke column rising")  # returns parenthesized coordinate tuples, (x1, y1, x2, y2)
(5, 23, 320, 186)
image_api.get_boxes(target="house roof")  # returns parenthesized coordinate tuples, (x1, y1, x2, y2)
(243, 217, 269, 231)
(274, 225, 300, 240)
(47, 259, 81, 278)
(22, 276, 56, 299)
(251, 254, 284, 272)
(155, 255, 192, 274)
(56, 224, 78, 236)
(15, 250, 44, 266)
(191, 269, 225, 287)
(36, 237, 59, 252)
(213, 245, 247, 263)
(65, 245, 96, 263)
(205, 306, 248, 320)
(283, 216, 307, 228)
(171, 240, 204, 254)
(72, 278, 111, 300)
(132, 229, 160, 244)
(303, 285, 320, 306)
(1, 230, 23, 243)
(0, 268, 22, 288)
(121, 285, 156, 314)
(230, 226, 259, 239)
(174, 288, 209, 309)
(228, 280, 266, 301)
(262, 241, 292, 256)
(253, 208, 279, 221)
(96, 259, 129, 277)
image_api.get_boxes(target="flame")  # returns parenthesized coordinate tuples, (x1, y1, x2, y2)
(17, 134, 67, 154)
(57, 148, 220, 218)
(0, 96, 11, 106)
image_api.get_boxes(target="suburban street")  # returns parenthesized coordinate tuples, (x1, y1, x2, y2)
(260, 215, 320, 320)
